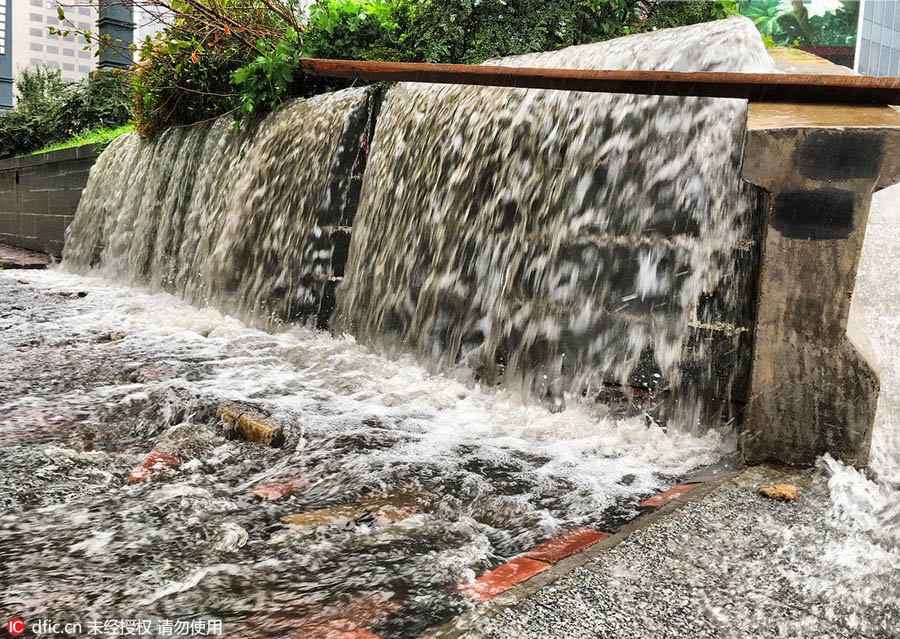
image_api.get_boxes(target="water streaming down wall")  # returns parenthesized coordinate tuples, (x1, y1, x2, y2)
(64, 17, 775, 413)
(64, 87, 379, 328)
(334, 18, 775, 407)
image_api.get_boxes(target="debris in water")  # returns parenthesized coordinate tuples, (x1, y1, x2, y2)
(281, 494, 419, 528)
(125, 451, 180, 484)
(97, 331, 126, 343)
(214, 522, 249, 551)
(248, 478, 303, 501)
(218, 405, 285, 446)
(758, 483, 798, 501)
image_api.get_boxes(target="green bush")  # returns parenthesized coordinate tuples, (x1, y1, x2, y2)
(128, 0, 737, 133)
(739, 0, 860, 47)
(0, 67, 132, 160)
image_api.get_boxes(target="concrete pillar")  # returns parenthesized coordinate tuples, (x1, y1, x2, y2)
(740, 102, 900, 467)
(97, 0, 134, 70)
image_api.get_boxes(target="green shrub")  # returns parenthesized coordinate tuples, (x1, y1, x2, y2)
(0, 67, 131, 159)
(115, 0, 740, 133)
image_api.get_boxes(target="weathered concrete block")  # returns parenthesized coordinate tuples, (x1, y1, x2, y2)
(740, 102, 900, 468)
(0, 144, 99, 256)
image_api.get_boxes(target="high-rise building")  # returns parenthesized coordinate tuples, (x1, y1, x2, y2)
(16, 0, 99, 84)
(1, 0, 13, 108)
(856, 0, 900, 75)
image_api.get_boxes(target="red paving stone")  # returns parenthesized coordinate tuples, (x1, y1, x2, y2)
(125, 452, 180, 484)
(639, 482, 703, 508)
(523, 527, 612, 564)
(248, 478, 300, 500)
(291, 596, 401, 639)
(458, 557, 551, 602)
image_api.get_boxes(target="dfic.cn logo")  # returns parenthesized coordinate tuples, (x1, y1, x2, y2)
(6, 618, 25, 636)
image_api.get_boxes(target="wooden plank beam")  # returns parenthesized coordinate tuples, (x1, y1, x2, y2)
(299, 58, 900, 104)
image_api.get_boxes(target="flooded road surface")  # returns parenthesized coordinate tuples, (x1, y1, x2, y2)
(0, 270, 731, 638)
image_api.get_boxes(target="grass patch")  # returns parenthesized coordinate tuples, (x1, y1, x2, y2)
(28, 124, 134, 156)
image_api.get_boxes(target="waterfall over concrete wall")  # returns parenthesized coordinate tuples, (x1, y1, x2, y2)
(64, 87, 378, 327)
(335, 18, 775, 405)
(65, 17, 775, 411)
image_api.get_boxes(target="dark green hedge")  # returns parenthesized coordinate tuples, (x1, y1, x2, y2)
(0, 68, 131, 160)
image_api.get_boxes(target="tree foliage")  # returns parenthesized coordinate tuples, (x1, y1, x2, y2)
(56, 0, 738, 135)
(739, 0, 859, 47)
(0, 68, 132, 160)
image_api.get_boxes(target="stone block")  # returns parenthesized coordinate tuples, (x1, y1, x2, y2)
(18, 189, 49, 215)
(458, 557, 550, 602)
(523, 527, 611, 564)
(638, 482, 702, 507)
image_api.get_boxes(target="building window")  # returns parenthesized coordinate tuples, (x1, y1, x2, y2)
(46, 45, 58, 54)
(63, 49, 74, 57)
(0, 3, 5, 56)
(47, 60, 59, 69)
(78, 7, 91, 16)
(30, 58, 43, 66)
(30, 0, 42, 6)
(78, 50, 90, 59)
(30, 13, 43, 22)
(30, 43, 43, 52)
(62, 62, 74, 71)
(78, 22, 90, 30)
(30, 27, 44, 37)
(78, 65, 90, 74)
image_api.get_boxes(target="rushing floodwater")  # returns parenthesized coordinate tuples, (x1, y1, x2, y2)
(0, 270, 730, 637)
(3, 14, 898, 639)
(64, 18, 775, 407)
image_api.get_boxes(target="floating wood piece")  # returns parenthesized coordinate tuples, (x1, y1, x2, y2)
(298, 58, 900, 105)
(217, 405, 285, 447)
(281, 494, 419, 528)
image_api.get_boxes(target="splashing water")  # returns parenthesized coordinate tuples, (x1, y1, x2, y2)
(64, 17, 775, 412)
(0, 270, 732, 636)
(64, 87, 377, 329)
(334, 17, 775, 403)
(8, 18, 776, 633)
(12, 13, 895, 639)
(814, 182, 900, 556)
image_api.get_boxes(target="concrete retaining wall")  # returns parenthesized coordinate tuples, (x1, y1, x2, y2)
(0, 144, 99, 256)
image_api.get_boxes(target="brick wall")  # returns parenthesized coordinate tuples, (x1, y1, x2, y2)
(0, 144, 99, 256)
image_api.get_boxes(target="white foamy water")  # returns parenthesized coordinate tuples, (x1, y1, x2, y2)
(64, 17, 775, 411)
(0, 269, 732, 636)
(808, 183, 900, 558)
(336, 17, 775, 401)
